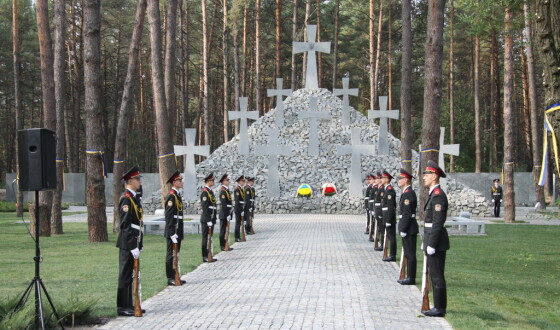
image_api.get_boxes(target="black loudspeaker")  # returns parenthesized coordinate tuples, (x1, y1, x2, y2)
(18, 128, 57, 191)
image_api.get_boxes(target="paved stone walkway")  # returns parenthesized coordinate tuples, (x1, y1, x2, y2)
(100, 214, 451, 329)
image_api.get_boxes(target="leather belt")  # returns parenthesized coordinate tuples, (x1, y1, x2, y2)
(398, 214, 415, 219)
(375, 203, 381, 206)
(173, 215, 183, 219)
(240, 201, 245, 204)
(382, 207, 388, 211)
(424, 223, 433, 228)
(131, 224, 141, 230)
(208, 206, 216, 210)
(227, 205, 233, 208)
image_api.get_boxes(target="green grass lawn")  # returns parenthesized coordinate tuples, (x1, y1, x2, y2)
(0, 212, 230, 324)
(414, 224, 560, 329)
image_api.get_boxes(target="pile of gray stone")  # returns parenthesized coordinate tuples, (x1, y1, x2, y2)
(143, 88, 491, 217)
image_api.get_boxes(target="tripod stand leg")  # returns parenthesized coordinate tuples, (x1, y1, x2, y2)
(39, 280, 65, 329)
(35, 280, 45, 330)
(11, 280, 34, 316)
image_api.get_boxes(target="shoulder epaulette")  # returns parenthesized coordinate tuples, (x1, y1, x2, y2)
(388, 185, 393, 190)
(434, 188, 441, 195)
(204, 187, 209, 191)
(125, 192, 132, 198)
(170, 189, 175, 195)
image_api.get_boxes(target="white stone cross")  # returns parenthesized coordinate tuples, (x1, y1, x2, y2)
(228, 97, 259, 155)
(438, 127, 460, 191)
(293, 25, 331, 89)
(336, 127, 377, 197)
(333, 77, 358, 126)
(267, 78, 292, 128)
(298, 97, 331, 156)
(174, 128, 210, 201)
(254, 128, 292, 197)
(368, 96, 399, 155)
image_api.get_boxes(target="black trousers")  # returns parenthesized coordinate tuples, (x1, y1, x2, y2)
(117, 249, 133, 310)
(402, 234, 417, 280)
(385, 221, 397, 257)
(219, 217, 229, 249)
(234, 212, 243, 239)
(166, 239, 182, 279)
(427, 250, 447, 309)
(493, 199, 501, 217)
(201, 221, 214, 258)
(375, 207, 384, 244)
(365, 210, 371, 232)
(245, 213, 252, 233)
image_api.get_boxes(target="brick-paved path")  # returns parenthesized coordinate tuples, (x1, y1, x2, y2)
(100, 214, 452, 329)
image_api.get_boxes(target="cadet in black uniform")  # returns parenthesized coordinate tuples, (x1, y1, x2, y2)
(397, 169, 418, 285)
(116, 166, 145, 316)
(373, 172, 385, 251)
(219, 174, 234, 251)
(164, 170, 186, 286)
(421, 160, 450, 317)
(491, 178, 503, 217)
(364, 174, 374, 234)
(381, 170, 397, 261)
(234, 175, 246, 242)
(200, 173, 217, 262)
(245, 177, 256, 234)
(368, 173, 378, 241)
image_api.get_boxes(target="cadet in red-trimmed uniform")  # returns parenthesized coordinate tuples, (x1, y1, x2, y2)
(164, 170, 186, 286)
(200, 173, 217, 262)
(218, 174, 234, 251)
(381, 170, 397, 261)
(397, 169, 418, 285)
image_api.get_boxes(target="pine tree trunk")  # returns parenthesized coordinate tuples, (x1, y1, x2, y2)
(503, 6, 516, 223)
(448, 0, 454, 172)
(490, 29, 500, 169)
(275, 0, 282, 79)
(291, 0, 299, 90)
(147, 0, 175, 203)
(84, 0, 108, 242)
(373, 0, 383, 109)
(474, 34, 482, 173)
(332, 0, 339, 90)
(165, 0, 178, 140)
(52, 0, 67, 235)
(256, 0, 262, 115)
(369, 0, 375, 108)
(113, 0, 146, 233)
(13, 0, 24, 217)
(400, 0, 412, 173)
(201, 0, 210, 145)
(223, 0, 230, 142)
(232, 31, 241, 135)
(388, 4, 392, 115)
(303, 0, 311, 88)
(181, 1, 190, 133)
(316, 0, 322, 87)
(242, 5, 248, 95)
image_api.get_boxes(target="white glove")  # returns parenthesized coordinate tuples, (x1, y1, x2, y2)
(427, 246, 436, 255)
(370, 211, 374, 216)
(386, 223, 391, 227)
(249, 208, 253, 212)
(421, 242, 424, 250)
(227, 215, 231, 221)
(207, 221, 213, 227)
(400, 232, 407, 238)
(492, 200, 494, 204)
(170, 234, 178, 243)
(131, 248, 140, 259)
(241, 212, 245, 216)
(500, 199, 503, 203)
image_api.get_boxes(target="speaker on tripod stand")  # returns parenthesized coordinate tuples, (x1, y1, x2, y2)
(11, 128, 64, 329)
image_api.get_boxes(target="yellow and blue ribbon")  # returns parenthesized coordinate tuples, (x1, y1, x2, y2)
(113, 159, 125, 164)
(538, 103, 560, 186)
(502, 161, 514, 184)
(86, 149, 108, 178)
(158, 152, 179, 167)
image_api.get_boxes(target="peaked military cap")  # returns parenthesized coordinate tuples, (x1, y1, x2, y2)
(122, 165, 142, 181)
(493, 178, 500, 183)
(167, 170, 182, 183)
(376, 171, 382, 179)
(424, 159, 446, 178)
(219, 173, 229, 183)
(382, 170, 393, 180)
(399, 168, 413, 179)
(204, 173, 215, 182)
(236, 175, 245, 182)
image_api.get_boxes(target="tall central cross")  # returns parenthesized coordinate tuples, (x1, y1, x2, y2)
(174, 128, 210, 201)
(254, 128, 292, 197)
(368, 96, 400, 155)
(267, 78, 292, 128)
(298, 97, 331, 156)
(336, 127, 377, 197)
(293, 25, 331, 89)
(228, 97, 259, 155)
(333, 77, 358, 126)
(438, 126, 460, 191)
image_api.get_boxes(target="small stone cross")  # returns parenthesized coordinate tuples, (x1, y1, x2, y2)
(333, 77, 358, 126)
(267, 78, 292, 128)
(228, 97, 259, 155)
(368, 96, 399, 155)
(254, 128, 292, 197)
(298, 97, 331, 156)
(293, 25, 331, 89)
(336, 128, 377, 197)
(174, 128, 210, 201)
(438, 127, 460, 190)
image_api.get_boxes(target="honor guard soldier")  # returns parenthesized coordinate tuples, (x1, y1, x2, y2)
(164, 171, 186, 286)
(116, 166, 145, 316)
(373, 172, 385, 250)
(364, 174, 374, 234)
(367, 173, 378, 241)
(491, 178, 503, 217)
(234, 175, 246, 242)
(201, 173, 217, 262)
(381, 170, 397, 261)
(219, 174, 234, 251)
(245, 177, 256, 234)
(421, 160, 450, 317)
(397, 169, 418, 285)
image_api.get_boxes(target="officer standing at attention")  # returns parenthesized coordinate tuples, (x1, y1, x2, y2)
(364, 174, 374, 235)
(245, 177, 256, 235)
(164, 170, 186, 286)
(422, 160, 450, 317)
(219, 174, 234, 251)
(397, 169, 418, 285)
(116, 166, 145, 316)
(234, 175, 246, 242)
(368, 173, 378, 242)
(381, 170, 397, 261)
(201, 173, 217, 262)
(491, 178, 503, 217)
(374, 172, 385, 251)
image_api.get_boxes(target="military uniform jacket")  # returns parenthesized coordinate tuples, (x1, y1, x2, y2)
(368, 184, 378, 210)
(200, 187, 217, 223)
(398, 186, 418, 235)
(374, 184, 385, 211)
(219, 186, 233, 219)
(116, 189, 144, 250)
(244, 185, 255, 213)
(382, 184, 397, 223)
(364, 184, 373, 210)
(491, 185, 503, 201)
(164, 189, 184, 240)
(234, 185, 246, 214)
(423, 185, 450, 252)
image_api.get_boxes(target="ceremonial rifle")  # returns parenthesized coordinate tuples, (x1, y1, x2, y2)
(373, 218, 380, 249)
(207, 225, 214, 262)
(241, 214, 247, 242)
(398, 247, 407, 281)
(224, 218, 231, 251)
(368, 217, 374, 241)
(133, 258, 142, 317)
(173, 242, 181, 285)
(250, 210, 255, 235)
(421, 255, 430, 312)
(382, 228, 389, 259)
